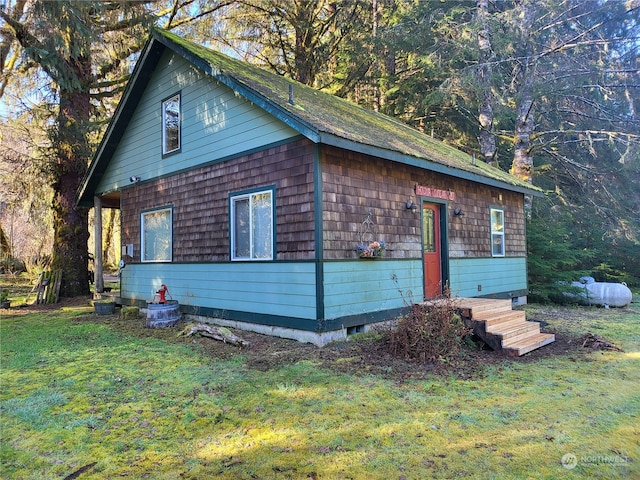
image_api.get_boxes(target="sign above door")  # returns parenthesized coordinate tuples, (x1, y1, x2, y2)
(415, 184, 456, 201)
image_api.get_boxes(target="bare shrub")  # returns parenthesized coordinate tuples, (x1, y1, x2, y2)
(387, 296, 471, 362)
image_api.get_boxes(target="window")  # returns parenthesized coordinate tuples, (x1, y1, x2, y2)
(422, 207, 436, 253)
(231, 189, 274, 260)
(490, 208, 505, 257)
(162, 93, 181, 155)
(141, 207, 173, 262)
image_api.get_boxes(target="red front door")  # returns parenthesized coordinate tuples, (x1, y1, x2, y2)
(423, 202, 442, 299)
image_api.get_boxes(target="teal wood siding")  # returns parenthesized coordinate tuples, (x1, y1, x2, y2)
(96, 49, 298, 196)
(323, 260, 422, 319)
(122, 262, 317, 323)
(449, 257, 527, 298)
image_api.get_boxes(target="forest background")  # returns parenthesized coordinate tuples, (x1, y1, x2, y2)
(0, 0, 638, 300)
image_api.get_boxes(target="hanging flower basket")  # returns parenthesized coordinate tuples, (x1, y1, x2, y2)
(356, 240, 385, 258)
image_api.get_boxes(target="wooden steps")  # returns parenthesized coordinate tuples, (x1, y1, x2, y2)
(502, 333, 556, 356)
(455, 298, 555, 356)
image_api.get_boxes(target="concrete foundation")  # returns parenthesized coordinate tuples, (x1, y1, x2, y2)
(183, 314, 390, 347)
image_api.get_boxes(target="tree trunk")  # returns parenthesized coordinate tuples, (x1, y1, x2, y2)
(476, 0, 496, 165)
(511, 81, 535, 186)
(94, 196, 104, 294)
(293, 5, 315, 85)
(0, 221, 10, 256)
(509, 0, 536, 216)
(50, 63, 92, 297)
(511, 84, 535, 214)
(103, 208, 117, 266)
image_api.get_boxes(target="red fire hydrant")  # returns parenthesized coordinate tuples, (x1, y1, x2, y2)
(156, 284, 169, 304)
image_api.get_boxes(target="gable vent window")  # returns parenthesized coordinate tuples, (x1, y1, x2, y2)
(230, 188, 274, 261)
(162, 93, 181, 155)
(490, 207, 505, 257)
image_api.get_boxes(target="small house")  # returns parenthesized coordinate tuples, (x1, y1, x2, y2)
(78, 29, 543, 346)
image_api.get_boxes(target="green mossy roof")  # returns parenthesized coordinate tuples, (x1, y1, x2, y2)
(155, 29, 539, 193)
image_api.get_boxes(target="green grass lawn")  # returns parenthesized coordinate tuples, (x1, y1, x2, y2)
(1, 299, 638, 479)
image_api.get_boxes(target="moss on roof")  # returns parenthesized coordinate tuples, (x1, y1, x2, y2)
(155, 29, 539, 193)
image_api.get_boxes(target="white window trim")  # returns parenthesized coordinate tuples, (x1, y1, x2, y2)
(230, 189, 274, 261)
(141, 207, 173, 263)
(162, 93, 181, 155)
(490, 207, 505, 257)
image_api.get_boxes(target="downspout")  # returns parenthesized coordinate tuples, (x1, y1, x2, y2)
(314, 144, 324, 326)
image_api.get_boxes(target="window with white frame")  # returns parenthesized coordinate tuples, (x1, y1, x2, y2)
(141, 207, 173, 262)
(162, 93, 181, 155)
(231, 189, 274, 260)
(490, 208, 505, 257)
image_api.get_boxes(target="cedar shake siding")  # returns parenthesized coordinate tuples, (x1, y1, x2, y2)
(121, 139, 526, 264)
(321, 145, 526, 260)
(121, 138, 316, 262)
(447, 187, 525, 258)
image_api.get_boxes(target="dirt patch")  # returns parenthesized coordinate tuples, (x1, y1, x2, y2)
(7, 296, 93, 313)
(9, 296, 604, 382)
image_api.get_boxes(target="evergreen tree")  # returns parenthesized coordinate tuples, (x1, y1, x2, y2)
(0, 0, 231, 296)
(214, 0, 367, 87)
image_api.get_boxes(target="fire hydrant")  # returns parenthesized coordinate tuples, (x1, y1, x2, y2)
(156, 284, 169, 304)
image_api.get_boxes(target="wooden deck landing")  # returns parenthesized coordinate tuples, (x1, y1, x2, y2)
(428, 297, 555, 356)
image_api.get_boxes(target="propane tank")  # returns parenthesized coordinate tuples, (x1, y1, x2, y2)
(583, 282, 632, 308)
(571, 280, 632, 307)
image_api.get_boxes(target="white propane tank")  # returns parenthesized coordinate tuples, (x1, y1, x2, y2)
(583, 282, 632, 307)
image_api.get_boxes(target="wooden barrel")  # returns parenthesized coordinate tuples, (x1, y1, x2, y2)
(145, 300, 181, 328)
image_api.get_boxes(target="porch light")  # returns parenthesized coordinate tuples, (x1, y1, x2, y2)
(405, 201, 418, 213)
